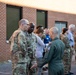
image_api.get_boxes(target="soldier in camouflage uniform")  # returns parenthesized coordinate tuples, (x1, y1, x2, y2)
(26, 23, 37, 75)
(10, 21, 37, 75)
(9, 19, 30, 75)
(60, 28, 71, 75)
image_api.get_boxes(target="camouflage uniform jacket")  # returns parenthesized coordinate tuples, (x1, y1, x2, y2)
(26, 32, 37, 62)
(10, 29, 29, 63)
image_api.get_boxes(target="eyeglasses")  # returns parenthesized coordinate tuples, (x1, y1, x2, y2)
(23, 23, 29, 26)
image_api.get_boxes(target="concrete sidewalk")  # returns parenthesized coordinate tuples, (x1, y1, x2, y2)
(0, 62, 12, 75)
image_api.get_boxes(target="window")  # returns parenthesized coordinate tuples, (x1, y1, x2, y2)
(55, 21, 67, 36)
(37, 10, 47, 28)
(6, 5, 22, 40)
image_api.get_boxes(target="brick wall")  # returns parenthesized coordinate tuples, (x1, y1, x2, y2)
(0, 2, 76, 61)
(48, 11, 76, 28)
(23, 7, 36, 25)
(0, 2, 11, 61)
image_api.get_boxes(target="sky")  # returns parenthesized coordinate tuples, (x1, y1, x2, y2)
(0, 0, 76, 14)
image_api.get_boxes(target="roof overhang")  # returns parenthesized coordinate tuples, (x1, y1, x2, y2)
(0, 0, 76, 14)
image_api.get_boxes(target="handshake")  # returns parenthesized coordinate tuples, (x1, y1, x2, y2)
(30, 63, 38, 70)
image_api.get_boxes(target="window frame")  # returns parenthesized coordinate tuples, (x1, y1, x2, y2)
(6, 5, 22, 42)
(37, 9, 48, 28)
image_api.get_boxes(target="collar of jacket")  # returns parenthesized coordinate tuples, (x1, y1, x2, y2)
(52, 37, 59, 41)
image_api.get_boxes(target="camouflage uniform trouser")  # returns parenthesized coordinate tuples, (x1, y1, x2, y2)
(12, 57, 37, 75)
(63, 48, 71, 74)
(11, 51, 28, 75)
(13, 63, 28, 75)
(69, 47, 75, 70)
(12, 62, 37, 75)
(11, 50, 37, 75)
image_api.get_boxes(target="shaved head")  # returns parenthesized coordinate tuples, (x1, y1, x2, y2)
(19, 19, 29, 26)
(19, 19, 29, 31)
(49, 27, 59, 39)
(50, 27, 59, 34)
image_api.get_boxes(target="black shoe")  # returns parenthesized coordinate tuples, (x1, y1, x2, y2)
(42, 67, 48, 71)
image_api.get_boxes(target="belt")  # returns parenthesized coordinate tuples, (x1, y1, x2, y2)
(18, 62, 26, 64)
